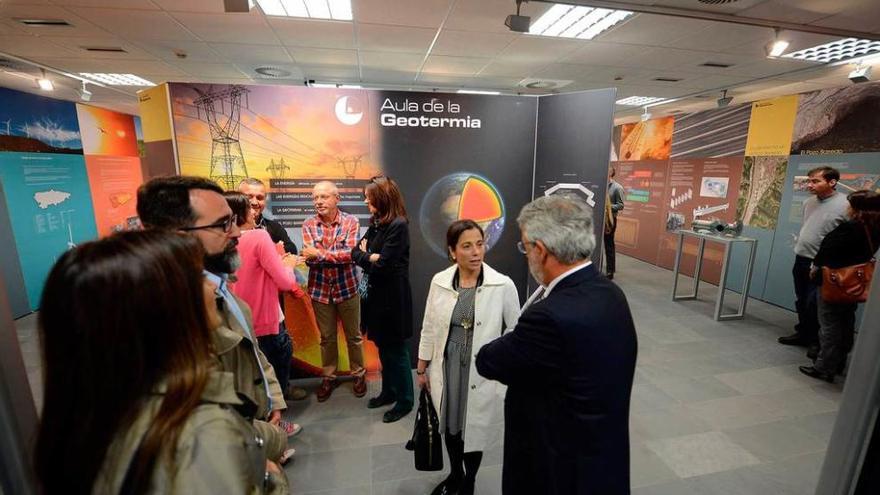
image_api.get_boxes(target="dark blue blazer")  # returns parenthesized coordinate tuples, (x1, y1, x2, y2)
(476, 263, 637, 495)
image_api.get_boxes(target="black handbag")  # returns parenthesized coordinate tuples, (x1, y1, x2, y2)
(405, 388, 443, 471)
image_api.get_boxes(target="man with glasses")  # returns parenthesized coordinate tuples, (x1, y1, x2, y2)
(136, 176, 293, 465)
(302, 180, 366, 402)
(477, 196, 637, 495)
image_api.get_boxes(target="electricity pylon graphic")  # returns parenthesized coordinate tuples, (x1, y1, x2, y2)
(338, 155, 363, 180)
(266, 158, 290, 179)
(194, 85, 250, 190)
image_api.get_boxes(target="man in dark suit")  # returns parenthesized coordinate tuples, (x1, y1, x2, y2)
(476, 195, 638, 495)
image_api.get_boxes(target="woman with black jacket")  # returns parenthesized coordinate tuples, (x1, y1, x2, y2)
(800, 190, 880, 383)
(352, 175, 415, 423)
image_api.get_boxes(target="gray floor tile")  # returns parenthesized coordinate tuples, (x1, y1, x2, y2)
(631, 405, 714, 440)
(473, 464, 502, 495)
(372, 475, 445, 495)
(723, 418, 827, 461)
(630, 441, 679, 488)
(715, 365, 812, 396)
(287, 416, 373, 455)
(646, 431, 761, 478)
(682, 465, 805, 495)
(630, 382, 680, 413)
(298, 486, 372, 495)
(632, 479, 701, 495)
(686, 394, 789, 430)
(794, 411, 839, 443)
(285, 447, 372, 493)
(647, 375, 742, 404)
(371, 442, 426, 483)
(758, 387, 839, 419)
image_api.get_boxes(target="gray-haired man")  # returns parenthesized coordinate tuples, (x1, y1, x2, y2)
(476, 196, 637, 495)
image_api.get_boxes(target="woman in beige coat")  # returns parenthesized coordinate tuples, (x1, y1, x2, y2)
(417, 220, 521, 495)
(34, 231, 287, 494)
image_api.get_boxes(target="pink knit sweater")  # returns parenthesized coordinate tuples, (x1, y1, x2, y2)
(231, 229, 304, 336)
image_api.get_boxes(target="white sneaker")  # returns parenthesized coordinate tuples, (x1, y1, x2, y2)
(280, 448, 295, 465)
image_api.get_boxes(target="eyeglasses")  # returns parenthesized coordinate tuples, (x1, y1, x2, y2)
(180, 214, 237, 234)
(516, 240, 535, 254)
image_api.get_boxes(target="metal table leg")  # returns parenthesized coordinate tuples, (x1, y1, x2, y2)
(714, 242, 733, 321)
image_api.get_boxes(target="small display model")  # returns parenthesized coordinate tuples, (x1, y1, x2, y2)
(691, 218, 743, 237)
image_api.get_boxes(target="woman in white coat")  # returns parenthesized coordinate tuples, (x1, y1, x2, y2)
(417, 219, 520, 495)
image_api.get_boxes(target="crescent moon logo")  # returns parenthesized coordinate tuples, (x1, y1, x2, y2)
(335, 96, 363, 126)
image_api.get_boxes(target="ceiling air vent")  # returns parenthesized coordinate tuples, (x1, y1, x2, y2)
(653, 77, 682, 82)
(255, 66, 293, 78)
(517, 78, 573, 90)
(15, 18, 72, 27)
(697, 0, 739, 4)
(700, 61, 734, 68)
(82, 46, 127, 53)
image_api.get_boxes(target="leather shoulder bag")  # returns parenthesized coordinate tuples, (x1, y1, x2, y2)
(821, 224, 876, 304)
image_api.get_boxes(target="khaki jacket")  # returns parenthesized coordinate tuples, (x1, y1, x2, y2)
(93, 371, 289, 494)
(214, 292, 286, 417)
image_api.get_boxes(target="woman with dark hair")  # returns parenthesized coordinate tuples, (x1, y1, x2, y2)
(225, 191, 305, 439)
(416, 220, 521, 495)
(35, 230, 287, 494)
(800, 190, 880, 383)
(351, 175, 415, 423)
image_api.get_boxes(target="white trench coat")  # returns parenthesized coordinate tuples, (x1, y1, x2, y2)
(417, 262, 520, 453)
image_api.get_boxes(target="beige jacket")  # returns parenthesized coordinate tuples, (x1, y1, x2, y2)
(93, 371, 288, 494)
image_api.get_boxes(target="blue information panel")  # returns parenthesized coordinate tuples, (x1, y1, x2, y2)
(0, 152, 97, 309)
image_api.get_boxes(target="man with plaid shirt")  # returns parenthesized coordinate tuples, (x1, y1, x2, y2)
(302, 181, 367, 401)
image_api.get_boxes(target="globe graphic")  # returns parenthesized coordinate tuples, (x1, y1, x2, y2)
(418, 173, 506, 257)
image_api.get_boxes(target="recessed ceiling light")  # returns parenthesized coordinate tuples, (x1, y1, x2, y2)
(528, 4, 632, 40)
(255, 0, 352, 20)
(457, 89, 500, 95)
(36, 78, 54, 91)
(309, 82, 361, 88)
(616, 96, 664, 106)
(782, 38, 880, 64)
(15, 18, 72, 27)
(79, 73, 155, 86)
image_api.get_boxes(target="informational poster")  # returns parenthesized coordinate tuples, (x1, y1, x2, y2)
(611, 160, 668, 264)
(791, 82, 880, 155)
(763, 153, 880, 310)
(744, 95, 798, 156)
(136, 84, 177, 178)
(0, 88, 83, 154)
(0, 152, 97, 310)
(670, 104, 750, 159)
(619, 116, 674, 161)
(84, 156, 143, 235)
(736, 155, 788, 230)
(656, 157, 744, 285)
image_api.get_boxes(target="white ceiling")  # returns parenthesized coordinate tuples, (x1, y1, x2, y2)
(0, 0, 877, 120)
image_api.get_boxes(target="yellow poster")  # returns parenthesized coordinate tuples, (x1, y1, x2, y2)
(137, 84, 172, 142)
(744, 95, 799, 156)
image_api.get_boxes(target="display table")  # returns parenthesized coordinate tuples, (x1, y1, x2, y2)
(671, 229, 758, 321)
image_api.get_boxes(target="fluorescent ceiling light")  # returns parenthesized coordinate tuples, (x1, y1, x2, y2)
(310, 82, 361, 88)
(767, 39, 790, 58)
(528, 4, 632, 40)
(256, 0, 352, 20)
(79, 73, 155, 86)
(457, 89, 500, 95)
(783, 37, 880, 64)
(616, 96, 664, 106)
(36, 77, 54, 91)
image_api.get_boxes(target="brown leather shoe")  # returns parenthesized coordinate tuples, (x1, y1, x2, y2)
(353, 375, 367, 398)
(317, 378, 336, 402)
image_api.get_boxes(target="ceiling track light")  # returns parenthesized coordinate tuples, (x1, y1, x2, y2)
(641, 106, 651, 121)
(36, 69, 54, 91)
(717, 89, 732, 108)
(78, 80, 92, 101)
(766, 28, 790, 58)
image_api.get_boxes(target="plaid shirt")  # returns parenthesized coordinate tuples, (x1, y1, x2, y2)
(302, 210, 360, 304)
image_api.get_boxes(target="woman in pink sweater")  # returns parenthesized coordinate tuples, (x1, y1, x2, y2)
(225, 192, 305, 439)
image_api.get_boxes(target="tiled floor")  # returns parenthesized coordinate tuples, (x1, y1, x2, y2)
(14, 254, 843, 494)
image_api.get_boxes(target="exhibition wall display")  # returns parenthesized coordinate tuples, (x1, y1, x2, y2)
(0, 87, 143, 315)
(610, 82, 880, 311)
(147, 82, 614, 373)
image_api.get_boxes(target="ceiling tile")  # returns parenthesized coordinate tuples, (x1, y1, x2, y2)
(622, 47, 720, 71)
(48, 35, 157, 59)
(421, 55, 490, 76)
(562, 41, 648, 66)
(299, 65, 359, 80)
(134, 40, 222, 62)
(270, 18, 354, 49)
(360, 68, 414, 84)
(495, 35, 581, 64)
(51, 0, 159, 9)
(431, 30, 515, 58)
(477, 59, 548, 78)
(360, 51, 424, 71)
(468, 75, 522, 89)
(171, 10, 278, 44)
(415, 73, 475, 87)
(733, 58, 816, 78)
(0, 4, 109, 37)
(599, 14, 714, 46)
(736, 0, 839, 24)
(357, 23, 436, 54)
(32, 56, 184, 76)
(353, 0, 451, 29)
(233, 62, 303, 81)
(67, 7, 198, 41)
(152, 0, 226, 13)
(0, 34, 80, 58)
(663, 22, 771, 52)
(529, 63, 593, 81)
(289, 47, 358, 66)
(209, 43, 293, 64)
(167, 61, 249, 78)
(654, 0, 765, 13)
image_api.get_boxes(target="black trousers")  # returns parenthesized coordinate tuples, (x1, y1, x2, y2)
(792, 255, 819, 343)
(258, 326, 293, 395)
(604, 220, 617, 274)
(377, 339, 414, 412)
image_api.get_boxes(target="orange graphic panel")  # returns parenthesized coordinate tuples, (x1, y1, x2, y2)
(619, 117, 674, 161)
(76, 104, 139, 157)
(459, 177, 502, 221)
(84, 155, 144, 236)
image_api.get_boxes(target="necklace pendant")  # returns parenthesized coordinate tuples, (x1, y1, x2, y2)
(461, 319, 472, 330)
